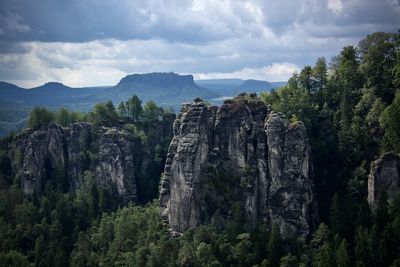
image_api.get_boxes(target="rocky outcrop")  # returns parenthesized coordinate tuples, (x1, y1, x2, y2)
(368, 153, 400, 212)
(160, 94, 318, 238)
(9, 122, 145, 201)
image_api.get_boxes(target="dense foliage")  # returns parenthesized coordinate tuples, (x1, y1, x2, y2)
(260, 31, 400, 265)
(1, 31, 400, 266)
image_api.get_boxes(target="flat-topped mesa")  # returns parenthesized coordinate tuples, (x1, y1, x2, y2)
(117, 72, 196, 88)
(160, 94, 318, 238)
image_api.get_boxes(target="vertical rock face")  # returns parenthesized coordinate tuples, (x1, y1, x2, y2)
(95, 129, 138, 201)
(160, 94, 318, 238)
(368, 153, 400, 212)
(266, 114, 315, 237)
(68, 122, 93, 189)
(9, 122, 143, 201)
(21, 131, 48, 194)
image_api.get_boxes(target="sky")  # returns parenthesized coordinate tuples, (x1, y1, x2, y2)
(0, 0, 399, 88)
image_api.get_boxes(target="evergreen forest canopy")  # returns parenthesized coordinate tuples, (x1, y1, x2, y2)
(0, 31, 400, 266)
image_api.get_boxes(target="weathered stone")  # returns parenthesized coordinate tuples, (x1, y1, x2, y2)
(368, 152, 400, 212)
(160, 94, 318, 238)
(8, 122, 146, 201)
(21, 131, 47, 194)
(95, 128, 137, 201)
(68, 122, 93, 189)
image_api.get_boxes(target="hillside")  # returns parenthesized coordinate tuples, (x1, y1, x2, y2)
(0, 73, 220, 136)
(99, 72, 219, 106)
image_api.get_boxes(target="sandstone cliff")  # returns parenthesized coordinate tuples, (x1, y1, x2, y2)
(160, 94, 318, 238)
(9, 122, 141, 201)
(368, 152, 400, 212)
(7, 114, 175, 202)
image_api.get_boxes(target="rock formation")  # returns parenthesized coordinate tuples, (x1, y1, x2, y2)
(9, 122, 146, 201)
(368, 152, 400, 212)
(160, 94, 318, 238)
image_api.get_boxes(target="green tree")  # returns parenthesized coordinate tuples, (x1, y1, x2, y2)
(70, 232, 95, 267)
(312, 57, 328, 106)
(91, 101, 118, 123)
(299, 66, 313, 93)
(260, 78, 315, 128)
(126, 95, 143, 123)
(268, 224, 284, 267)
(232, 233, 256, 266)
(86, 172, 99, 222)
(335, 46, 363, 168)
(354, 227, 372, 267)
(0, 250, 30, 267)
(335, 238, 350, 267)
(280, 253, 298, 267)
(28, 107, 55, 130)
(358, 32, 400, 103)
(117, 101, 127, 117)
(329, 194, 342, 235)
(380, 93, 400, 153)
(143, 100, 164, 122)
(310, 223, 334, 267)
(55, 107, 83, 126)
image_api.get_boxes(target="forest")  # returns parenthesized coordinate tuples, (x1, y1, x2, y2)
(0, 31, 400, 266)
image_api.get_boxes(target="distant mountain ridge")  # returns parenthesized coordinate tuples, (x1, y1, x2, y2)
(0, 72, 287, 136)
(0, 73, 219, 108)
(0, 81, 106, 107)
(100, 72, 218, 105)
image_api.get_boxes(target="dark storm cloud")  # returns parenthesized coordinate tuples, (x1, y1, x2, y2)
(0, 0, 399, 87)
(0, 0, 260, 43)
(256, 0, 400, 37)
(0, 41, 30, 53)
(1, 0, 399, 43)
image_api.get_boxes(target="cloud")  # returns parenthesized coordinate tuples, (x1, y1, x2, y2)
(328, 0, 343, 14)
(194, 63, 300, 82)
(0, 0, 267, 43)
(0, 0, 399, 87)
(0, 9, 30, 34)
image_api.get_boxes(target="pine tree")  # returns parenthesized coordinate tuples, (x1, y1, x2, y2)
(268, 224, 284, 267)
(380, 93, 400, 153)
(335, 238, 350, 267)
(329, 194, 342, 235)
(312, 57, 328, 105)
(310, 223, 334, 267)
(354, 226, 372, 267)
(117, 101, 127, 117)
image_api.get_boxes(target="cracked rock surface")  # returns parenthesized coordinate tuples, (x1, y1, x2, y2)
(9, 122, 143, 201)
(368, 152, 400, 212)
(160, 94, 318, 238)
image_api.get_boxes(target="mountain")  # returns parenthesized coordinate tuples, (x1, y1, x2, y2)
(0, 81, 108, 108)
(196, 78, 287, 96)
(0, 73, 219, 136)
(0, 82, 109, 136)
(0, 73, 285, 137)
(0, 82, 27, 102)
(98, 72, 219, 106)
(238, 79, 273, 92)
(0, 100, 30, 136)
